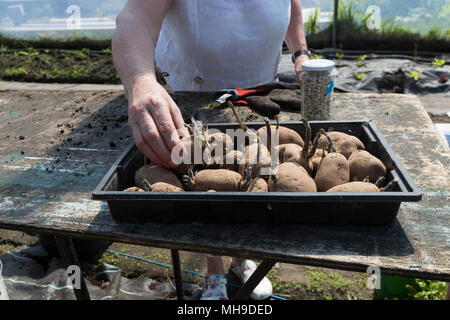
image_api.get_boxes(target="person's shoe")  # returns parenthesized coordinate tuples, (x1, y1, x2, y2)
(230, 260, 272, 300)
(200, 274, 228, 300)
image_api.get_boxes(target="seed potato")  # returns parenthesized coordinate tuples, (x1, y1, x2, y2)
(268, 162, 317, 192)
(193, 169, 242, 191)
(327, 181, 379, 192)
(317, 131, 365, 159)
(314, 153, 350, 191)
(151, 182, 184, 192)
(247, 177, 269, 192)
(348, 150, 386, 183)
(257, 125, 304, 147)
(123, 186, 145, 192)
(135, 164, 183, 190)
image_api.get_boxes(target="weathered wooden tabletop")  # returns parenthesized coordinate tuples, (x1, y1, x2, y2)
(0, 89, 448, 281)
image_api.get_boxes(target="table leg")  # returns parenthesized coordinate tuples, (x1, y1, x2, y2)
(171, 249, 184, 300)
(232, 259, 276, 300)
(54, 236, 90, 300)
(446, 283, 449, 300)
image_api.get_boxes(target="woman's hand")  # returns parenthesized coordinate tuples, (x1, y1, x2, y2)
(294, 54, 310, 84)
(128, 75, 190, 168)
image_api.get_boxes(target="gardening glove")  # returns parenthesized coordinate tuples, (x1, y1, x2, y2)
(215, 82, 301, 117)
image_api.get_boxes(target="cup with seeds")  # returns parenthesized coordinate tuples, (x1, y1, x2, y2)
(301, 59, 335, 120)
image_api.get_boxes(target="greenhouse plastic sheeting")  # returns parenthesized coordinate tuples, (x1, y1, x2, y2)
(0, 245, 201, 300)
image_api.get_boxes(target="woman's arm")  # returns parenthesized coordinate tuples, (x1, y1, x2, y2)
(112, 0, 188, 167)
(284, 0, 310, 83)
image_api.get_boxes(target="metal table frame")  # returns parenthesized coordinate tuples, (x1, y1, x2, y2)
(53, 235, 276, 300)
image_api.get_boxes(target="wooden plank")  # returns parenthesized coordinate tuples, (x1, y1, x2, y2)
(0, 90, 448, 280)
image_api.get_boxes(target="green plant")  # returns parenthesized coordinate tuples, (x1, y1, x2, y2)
(410, 70, 423, 81)
(331, 1, 372, 32)
(306, 9, 320, 36)
(427, 26, 446, 40)
(5, 67, 28, 76)
(68, 50, 87, 59)
(37, 54, 52, 65)
(356, 55, 367, 67)
(354, 71, 367, 80)
(17, 47, 39, 57)
(52, 66, 69, 78)
(71, 67, 85, 79)
(311, 54, 323, 59)
(336, 52, 344, 60)
(0, 44, 7, 55)
(405, 279, 447, 300)
(432, 57, 446, 67)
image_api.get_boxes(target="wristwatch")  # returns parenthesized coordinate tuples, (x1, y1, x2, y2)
(291, 49, 311, 63)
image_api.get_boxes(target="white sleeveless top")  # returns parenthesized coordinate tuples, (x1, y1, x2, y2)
(155, 0, 291, 91)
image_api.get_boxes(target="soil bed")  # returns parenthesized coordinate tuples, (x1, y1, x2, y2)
(0, 48, 120, 84)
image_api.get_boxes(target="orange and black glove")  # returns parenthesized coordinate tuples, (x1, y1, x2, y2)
(215, 82, 301, 117)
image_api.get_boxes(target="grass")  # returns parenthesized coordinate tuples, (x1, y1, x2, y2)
(305, 9, 320, 36)
(305, 2, 450, 52)
(266, 266, 373, 300)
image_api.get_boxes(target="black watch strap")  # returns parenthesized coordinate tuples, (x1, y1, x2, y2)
(291, 49, 311, 63)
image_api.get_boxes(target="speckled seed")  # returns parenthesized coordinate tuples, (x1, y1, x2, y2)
(301, 70, 333, 120)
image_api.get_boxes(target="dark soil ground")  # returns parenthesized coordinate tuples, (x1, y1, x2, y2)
(0, 48, 120, 84)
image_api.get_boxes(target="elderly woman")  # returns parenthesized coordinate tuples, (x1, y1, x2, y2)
(112, 0, 310, 300)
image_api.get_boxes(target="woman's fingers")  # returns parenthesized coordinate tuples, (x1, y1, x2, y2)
(137, 111, 175, 167)
(147, 96, 183, 152)
(130, 123, 165, 166)
(128, 81, 189, 168)
(169, 100, 190, 139)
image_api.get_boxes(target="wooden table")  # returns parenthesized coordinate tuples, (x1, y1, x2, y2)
(0, 89, 449, 300)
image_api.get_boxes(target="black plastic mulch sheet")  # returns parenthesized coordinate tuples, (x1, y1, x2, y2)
(278, 54, 450, 95)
